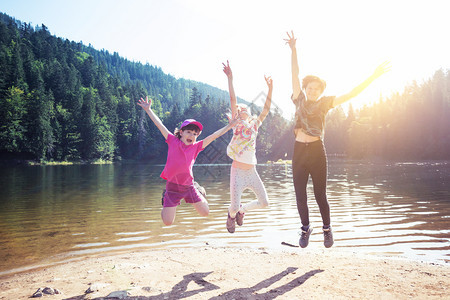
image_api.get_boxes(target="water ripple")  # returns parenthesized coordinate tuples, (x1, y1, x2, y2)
(0, 160, 449, 275)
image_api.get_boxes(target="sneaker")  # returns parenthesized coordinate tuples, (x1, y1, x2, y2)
(194, 181, 207, 198)
(236, 209, 245, 226)
(299, 226, 313, 248)
(323, 227, 334, 248)
(236, 211, 245, 226)
(161, 189, 166, 206)
(226, 212, 236, 233)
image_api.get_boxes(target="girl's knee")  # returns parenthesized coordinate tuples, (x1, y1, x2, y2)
(198, 209, 209, 217)
(258, 192, 269, 208)
(161, 213, 175, 226)
(259, 198, 269, 208)
(194, 201, 209, 216)
(161, 208, 176, 225)
(162, 218, 174, 226)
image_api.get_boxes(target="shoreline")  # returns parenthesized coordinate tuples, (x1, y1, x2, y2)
(2, 239, 447, 279)
(1, 246, 448, 299)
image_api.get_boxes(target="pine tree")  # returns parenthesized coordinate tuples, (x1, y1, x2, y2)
(0, 86, 27, 152)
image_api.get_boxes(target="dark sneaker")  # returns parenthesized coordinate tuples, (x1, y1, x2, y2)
(161, 189, 166, 206)
(236, 211, 245, 226)
(299, 227, 313, 248)
(323, 227, 334, 248)
(194, 181, 207, 198)
(226, 212, 236, 233)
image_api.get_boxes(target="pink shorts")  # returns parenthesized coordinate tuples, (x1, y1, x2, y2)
(162, 181, 205, 207)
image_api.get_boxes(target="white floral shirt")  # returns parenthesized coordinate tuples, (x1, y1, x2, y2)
(227, 118, 261, 164)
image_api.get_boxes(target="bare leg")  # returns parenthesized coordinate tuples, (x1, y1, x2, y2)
(161, 207, 177, 226)
(193, 200, 209, 217)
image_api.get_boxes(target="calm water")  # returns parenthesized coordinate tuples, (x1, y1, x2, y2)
(0, 160, 449, 276)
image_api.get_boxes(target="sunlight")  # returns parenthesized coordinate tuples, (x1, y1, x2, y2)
(1, 0, 448, 117)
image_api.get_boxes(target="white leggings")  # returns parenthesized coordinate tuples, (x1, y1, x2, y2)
(229, 166, 269, 217)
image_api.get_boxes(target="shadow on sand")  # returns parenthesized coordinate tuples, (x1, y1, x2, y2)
(65, 267, 323, 299)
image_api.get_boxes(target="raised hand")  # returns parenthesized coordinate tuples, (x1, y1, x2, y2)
(137, 96, 152, 111)
(228, 112, 239, 127)
(222, 60, 233, 79)
(225, 111, 239, 126)
(372, 61, 391, 79)
(333, 61, 392, 107)
(136, 96, 170, 139)
(284, 30, 297, 49)
(264, 75, 273, 89)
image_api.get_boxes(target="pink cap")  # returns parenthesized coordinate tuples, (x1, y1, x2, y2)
(180, 119, 203, 131)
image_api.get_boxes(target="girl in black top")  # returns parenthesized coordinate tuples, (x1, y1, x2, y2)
(285, 31, 390, 248)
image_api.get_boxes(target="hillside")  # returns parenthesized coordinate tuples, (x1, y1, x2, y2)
(0, 12, 290, 163)
(1, 12, 449, 163)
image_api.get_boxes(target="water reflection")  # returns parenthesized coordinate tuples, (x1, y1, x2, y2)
(0, 160, 449, 276)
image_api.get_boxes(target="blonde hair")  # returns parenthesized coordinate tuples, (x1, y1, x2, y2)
(236, 103, 256, 121)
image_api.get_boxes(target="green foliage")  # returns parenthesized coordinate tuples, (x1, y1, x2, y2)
(324, 69, 450, 159)
(75, 51, 89, 63)
(0, 86, 26, 151)
(0, 12, 448, 163)
(94, 115, 115, 160)
(0, 13, 243, 162)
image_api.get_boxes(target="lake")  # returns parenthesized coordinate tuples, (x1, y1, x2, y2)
(0, 159, 449, 276)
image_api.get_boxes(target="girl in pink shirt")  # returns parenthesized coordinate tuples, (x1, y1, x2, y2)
(138, 96, 237, 225)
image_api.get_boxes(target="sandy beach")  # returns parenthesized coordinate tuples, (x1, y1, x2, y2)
(0, 246, 448, 299)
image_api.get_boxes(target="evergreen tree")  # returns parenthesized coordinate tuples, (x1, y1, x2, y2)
(25, 84, 55, 160)
(94, 115, 115, 160)
(0, 12, 447, 162)
(0, 86, 27, 152)
(79, 87, 97, 159)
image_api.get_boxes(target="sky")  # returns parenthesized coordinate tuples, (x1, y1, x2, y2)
(1, 0, 449, 118)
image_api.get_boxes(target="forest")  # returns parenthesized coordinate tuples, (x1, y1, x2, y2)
(0, 12, 449, 164)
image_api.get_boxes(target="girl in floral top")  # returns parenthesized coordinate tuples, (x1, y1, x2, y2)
(222, 61, 273, 233)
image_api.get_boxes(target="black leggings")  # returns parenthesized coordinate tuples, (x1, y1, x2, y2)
(292, 140, 330, 227)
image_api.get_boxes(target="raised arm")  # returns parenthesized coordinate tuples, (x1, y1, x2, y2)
(201, 116, 238, 149)
(333, 61, 391, 107)
(223, 60, 238, 117)
(257, 75, 273, 124)
(137, 96, 170, 140)
(284, 31, 301, 100)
